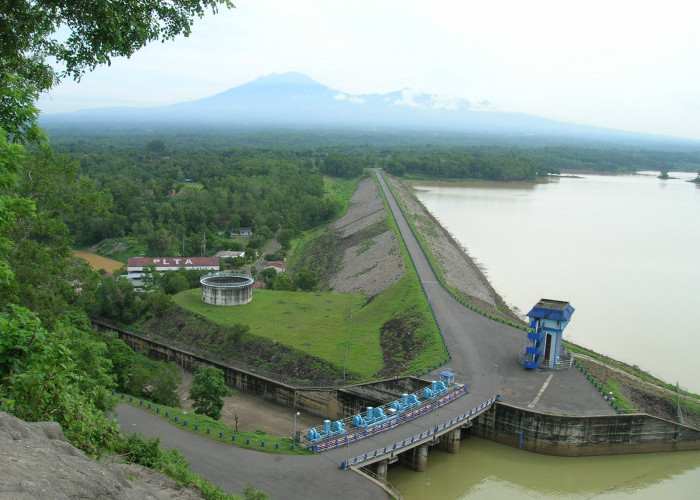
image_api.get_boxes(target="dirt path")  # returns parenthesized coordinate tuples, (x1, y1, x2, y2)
(176, 370, 318, 437)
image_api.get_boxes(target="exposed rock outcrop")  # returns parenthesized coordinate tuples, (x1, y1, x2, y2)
(0, 411, 203, 500)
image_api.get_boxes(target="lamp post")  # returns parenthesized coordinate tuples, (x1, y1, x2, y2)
(293, 411, 300, 443)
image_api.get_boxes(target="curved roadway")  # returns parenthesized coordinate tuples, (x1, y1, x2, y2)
(117, 170, 614, 499)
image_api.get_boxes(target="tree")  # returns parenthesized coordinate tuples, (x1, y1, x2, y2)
(294, 268, 319, 291)
(189, 365, 231, 420)
(272, 273, 295, 291)
(1, 0, 234, 140)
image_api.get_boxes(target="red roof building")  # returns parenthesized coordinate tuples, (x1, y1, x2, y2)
(126, 257, 220, 286)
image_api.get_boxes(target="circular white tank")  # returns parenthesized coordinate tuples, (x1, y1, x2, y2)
(200, 272, 255, 306)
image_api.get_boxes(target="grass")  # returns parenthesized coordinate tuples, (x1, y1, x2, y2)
(286, 176, 358, 269)
(90, 236, 148, 264)
(115, 393, 313, 455)
(174, 288, 384, 379)
(371, 171, 449, 372)
(383, 174, 525, 330)
(566, 342, 700, 400)
(323, 175, 361, 215)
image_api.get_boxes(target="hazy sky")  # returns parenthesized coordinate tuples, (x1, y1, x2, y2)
(38, 0, 700, 140)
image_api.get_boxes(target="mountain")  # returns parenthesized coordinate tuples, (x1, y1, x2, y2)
(40, 73, 700, 148)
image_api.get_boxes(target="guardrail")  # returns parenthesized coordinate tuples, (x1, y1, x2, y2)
(341, 395, 497, 469)
(306, 384, 469, 452)
(357, 466, 404, 500)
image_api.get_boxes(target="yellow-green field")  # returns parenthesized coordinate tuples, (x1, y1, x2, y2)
(174, 288, 383, 377)
(72, 249, 125, 273)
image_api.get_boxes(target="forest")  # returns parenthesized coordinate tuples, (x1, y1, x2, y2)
(41, 134, 699, 260)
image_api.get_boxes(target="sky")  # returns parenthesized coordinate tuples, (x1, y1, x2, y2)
(37, 0, 700, 140)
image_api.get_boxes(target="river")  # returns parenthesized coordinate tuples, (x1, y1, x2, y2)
(387, 171, 700, 499)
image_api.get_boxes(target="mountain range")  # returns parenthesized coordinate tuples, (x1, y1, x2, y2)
(40, 72, 699, 148)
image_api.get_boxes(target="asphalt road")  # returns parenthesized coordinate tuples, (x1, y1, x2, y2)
(374, 170, 615, 415)
(116, 403, 389, 500)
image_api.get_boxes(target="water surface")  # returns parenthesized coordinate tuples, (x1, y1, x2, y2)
(412, 172, 700, 393)
(388, 437, 700, 500)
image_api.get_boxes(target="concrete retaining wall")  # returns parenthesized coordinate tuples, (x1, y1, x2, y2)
(92, 320, 421, 421)
(472, 402, 700, 455)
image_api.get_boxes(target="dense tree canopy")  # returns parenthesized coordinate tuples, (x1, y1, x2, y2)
(1, 0, 233, 140)
(58, 144, 341, 253)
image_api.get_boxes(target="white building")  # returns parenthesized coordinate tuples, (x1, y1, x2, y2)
(215, 250, 246, 259)
(126, 257, 220, 287)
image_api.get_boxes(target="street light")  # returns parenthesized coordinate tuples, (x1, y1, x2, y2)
(293, 411, 300, 443)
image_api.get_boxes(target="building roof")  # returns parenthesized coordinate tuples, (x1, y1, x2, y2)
(263, 260, 286, 270)
(215, 250, 245, 259)
(127, 257, 220, 269)
(526, 298, 575, 321)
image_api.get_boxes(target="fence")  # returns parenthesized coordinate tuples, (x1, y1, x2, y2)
(341, 395, 497, 469)
(357, 467, 404, 500)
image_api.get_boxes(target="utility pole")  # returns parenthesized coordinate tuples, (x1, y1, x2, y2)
(343, 297, 353, 385)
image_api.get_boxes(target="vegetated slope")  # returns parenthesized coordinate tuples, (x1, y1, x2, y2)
(290, 173, 446, 377)
(140, 302, 352, 386)
(156, 173, 444, 383)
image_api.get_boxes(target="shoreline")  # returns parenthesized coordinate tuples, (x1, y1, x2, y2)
(385, 174, 524, 326)
(382, 172, 699, 423)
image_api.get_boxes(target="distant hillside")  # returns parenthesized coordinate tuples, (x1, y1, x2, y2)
(40, 72, 700, 150)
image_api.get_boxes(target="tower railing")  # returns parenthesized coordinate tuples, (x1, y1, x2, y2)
(518, 346, 574, 371)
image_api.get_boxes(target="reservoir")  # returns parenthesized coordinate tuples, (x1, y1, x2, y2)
(411, 172, 700, 393)
(386, 172, 700, 499)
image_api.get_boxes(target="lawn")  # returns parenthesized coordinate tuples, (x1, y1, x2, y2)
(174, 288, 384, 379)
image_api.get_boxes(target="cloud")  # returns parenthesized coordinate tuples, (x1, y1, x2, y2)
(393, 89, 423, 108)
(334, 92, 365, 104)
(393, 89, 464, 111)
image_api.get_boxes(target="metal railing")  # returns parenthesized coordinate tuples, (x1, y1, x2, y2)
(341, 396, 497, 469)
(517, 346, 574, 371)
(356, 467, 404, 500)
(304, 384, 469, 452)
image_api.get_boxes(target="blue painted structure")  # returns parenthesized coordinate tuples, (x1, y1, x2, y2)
(525, 299, 574, 370)
(303, 379, 469, 450)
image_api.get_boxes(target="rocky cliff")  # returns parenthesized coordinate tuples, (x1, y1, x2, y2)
(0, 411, 202, 500)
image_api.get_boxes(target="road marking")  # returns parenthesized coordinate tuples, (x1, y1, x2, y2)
(528, 373, 554, 408)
